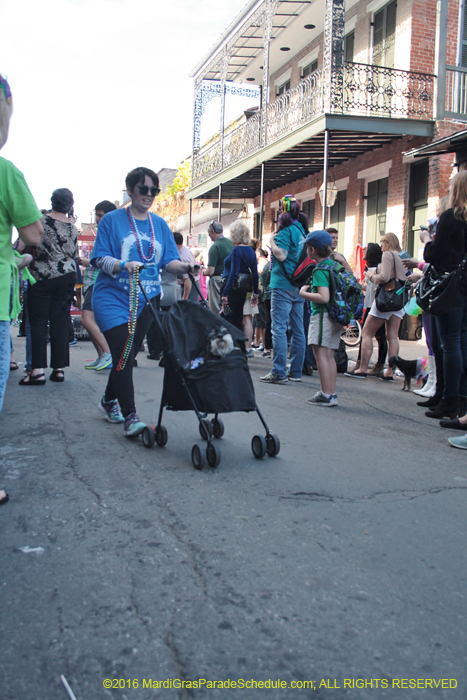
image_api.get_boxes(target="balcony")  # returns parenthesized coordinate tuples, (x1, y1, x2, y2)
(192, 63, 435, 188)
(445, 66, 467, 121)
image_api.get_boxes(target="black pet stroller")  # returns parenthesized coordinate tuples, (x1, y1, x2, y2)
(138, 280, 280, 469)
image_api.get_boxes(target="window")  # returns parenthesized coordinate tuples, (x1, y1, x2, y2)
(366, 177, 388, 245)
(329, 190, 347, 253)
(302, 60, 318, 78)
(407, 161, 428, 256)
(302, 199, 315, 229)
(373, 0, 396, 68)
(461, 0, 467, 67)
(254, 211, 264, 240)
(277, 80, 290, 95)
(345, 30, 355, 62)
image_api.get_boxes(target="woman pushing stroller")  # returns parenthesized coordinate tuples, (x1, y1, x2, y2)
(91, 166, 197, 437)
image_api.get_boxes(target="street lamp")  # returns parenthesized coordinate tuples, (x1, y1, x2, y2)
(318, 179, 338, 227)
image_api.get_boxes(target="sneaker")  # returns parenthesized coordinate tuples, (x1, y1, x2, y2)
(69, 338, 78, 346)
(98, 397, 125, 423)
(306, 391, 338, 407)
(95, 353, 113, 371)
(287, 372, 301, 382)
(448, 434, 467, 449)
(253, 344, 264, 352)
(246, 348, 254, 358)
(85, 357, 100, 369)
(260, 371, 288, 384)
(262, 350, 271, 358)
(123, 412, 146, 437)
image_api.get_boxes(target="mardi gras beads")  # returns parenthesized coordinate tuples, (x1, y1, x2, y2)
(116, 266, 140, 372)
(126, 207, 155, 262)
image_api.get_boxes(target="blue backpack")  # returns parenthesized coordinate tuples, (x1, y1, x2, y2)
(313, 260, 364, 325)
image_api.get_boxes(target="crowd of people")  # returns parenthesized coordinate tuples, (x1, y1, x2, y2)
(2, 69, 467, 514)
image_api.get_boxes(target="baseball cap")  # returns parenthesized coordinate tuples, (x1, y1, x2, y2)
(305, 230, 333, 248)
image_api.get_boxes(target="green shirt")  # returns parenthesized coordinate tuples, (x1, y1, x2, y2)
(310, 258, 334, 315)
(208, 236, 233, 276)
(0, 157, 41, 320)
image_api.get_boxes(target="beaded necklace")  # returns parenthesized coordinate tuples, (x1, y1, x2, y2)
(126, 206, 155, 262)
(116, 266, 140, 372)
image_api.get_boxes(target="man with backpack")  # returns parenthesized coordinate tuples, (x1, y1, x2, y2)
(260, 198, 306, 384)
(299, 230, 364, 406)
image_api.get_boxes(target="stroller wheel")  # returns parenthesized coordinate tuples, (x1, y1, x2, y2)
(191, 444, 204, 470)
(251, 435, 267, 460)
(142, 426, 155, 449)
(155, 425, 168, 447)
(211, 417, 224, 439)
(266, 433, 280, 457)
(199, 418, 213, 441)
(206, 443, 221, 468)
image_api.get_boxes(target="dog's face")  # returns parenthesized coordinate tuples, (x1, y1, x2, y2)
(209, 333, 234, 358)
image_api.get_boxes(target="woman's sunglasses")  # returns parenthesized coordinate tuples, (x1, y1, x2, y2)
(136, 185, 160, 197)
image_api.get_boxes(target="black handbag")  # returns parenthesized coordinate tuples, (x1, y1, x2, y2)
(375, 278, 408, 313)
(233, 248, 254, 293)
(375, 252, 408, 312)
(415, 261, 467, 316)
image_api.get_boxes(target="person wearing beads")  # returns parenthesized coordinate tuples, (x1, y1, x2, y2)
(91, 166, 194, 437)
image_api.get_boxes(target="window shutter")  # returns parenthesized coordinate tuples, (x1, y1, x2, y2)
(462, 1, 467, 67)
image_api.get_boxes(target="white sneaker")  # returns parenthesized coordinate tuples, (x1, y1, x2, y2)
(95, 353, 113, 371)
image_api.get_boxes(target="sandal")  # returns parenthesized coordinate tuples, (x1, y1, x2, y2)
(50, 370, 64, 382)
(19, 373, 46, 386)
(10, 361, 19, 371)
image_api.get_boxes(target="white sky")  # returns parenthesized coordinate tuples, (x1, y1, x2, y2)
(1, 0, 249, 224)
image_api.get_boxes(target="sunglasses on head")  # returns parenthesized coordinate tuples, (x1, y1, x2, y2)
(136, 185, 160, 197)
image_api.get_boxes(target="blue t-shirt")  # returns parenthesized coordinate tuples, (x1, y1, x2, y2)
(91, 208, 179, 332)
(270, 221, 306, 290)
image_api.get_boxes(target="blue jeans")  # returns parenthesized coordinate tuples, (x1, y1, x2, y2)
(434, 289, 467, 399)
(0, 320, 11, 414)
(271, 288, 305, 379)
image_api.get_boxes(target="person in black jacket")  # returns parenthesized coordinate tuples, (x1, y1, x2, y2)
(422, 171, 467, 420)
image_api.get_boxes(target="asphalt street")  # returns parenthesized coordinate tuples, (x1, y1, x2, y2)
(1, 333, 466, 700)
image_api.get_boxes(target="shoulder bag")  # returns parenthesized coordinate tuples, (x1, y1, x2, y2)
(233, 247, 254, 293)
(415, 227, 467, 316)
(375, 252, 408, 313)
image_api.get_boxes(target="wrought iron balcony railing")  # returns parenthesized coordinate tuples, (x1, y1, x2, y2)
(341, 62, 434, 119)
(192, 62, 435, 188)
(445, 66, 467, 120)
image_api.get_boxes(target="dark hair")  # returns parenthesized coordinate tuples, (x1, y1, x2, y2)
(289, 200, 300, 220)
(365, 242, 382, 268)
(325, 227, 338, 234)
(250, 238, 260, 251)
(298, 212, 309, 233)
(173, 231, 183, 246)
(51, 188, 74, 214)
(125, 167, 159, 192)
(277, 212, 293, 231)
(307, 242, 332, 258)
(95, 200, 116, 214)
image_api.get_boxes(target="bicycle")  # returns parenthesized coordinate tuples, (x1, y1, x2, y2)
(341, 318, 362, 347)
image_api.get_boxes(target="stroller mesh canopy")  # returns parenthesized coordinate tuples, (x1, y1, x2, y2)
(158, 300, 246, 370)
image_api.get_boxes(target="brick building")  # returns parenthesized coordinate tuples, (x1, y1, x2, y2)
(186, 0, 467, 266)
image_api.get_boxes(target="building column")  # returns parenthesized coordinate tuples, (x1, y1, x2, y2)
(323, 0, 345, 114)
(260, 0, 279, 147)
